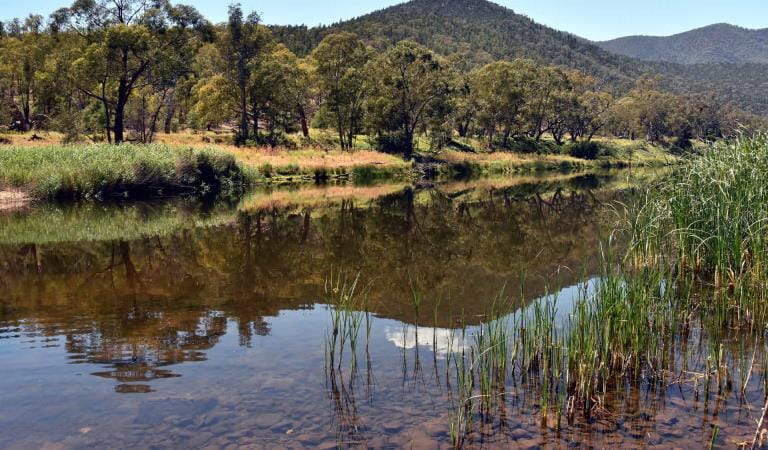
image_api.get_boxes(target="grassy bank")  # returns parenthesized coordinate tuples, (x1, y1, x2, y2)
(0, 144, 252, 200)
(435, 137, 678, 176)
(1, 131, 679, 191)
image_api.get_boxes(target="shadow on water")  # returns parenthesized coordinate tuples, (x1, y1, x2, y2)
(3, 169, 758, 448)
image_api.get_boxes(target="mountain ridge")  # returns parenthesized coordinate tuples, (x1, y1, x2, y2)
(271, 0, 768, 115)
(597, 23, 768, 64)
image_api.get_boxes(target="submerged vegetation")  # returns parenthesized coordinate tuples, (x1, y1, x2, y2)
(321, 134, 768, 448)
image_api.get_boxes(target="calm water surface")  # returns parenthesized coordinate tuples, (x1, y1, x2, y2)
(0, 171, 764, 448)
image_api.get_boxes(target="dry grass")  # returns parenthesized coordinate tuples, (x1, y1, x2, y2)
(439, 149, 584, 166)
(226, 147, 409, 171)
(1, 131, 411, 176)
(0, 131, 64, 147)
(154, 130, 410, 172)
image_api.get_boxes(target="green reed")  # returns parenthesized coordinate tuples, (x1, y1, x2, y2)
(324, 271, 367, 374)
(445, 134, 768, 447)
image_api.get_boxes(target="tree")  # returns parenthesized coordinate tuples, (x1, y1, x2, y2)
(248, 44, 307, 146)
(472, 60, 529, 148)
(0, 25, 48, 130)
(522, 64, 570, 141)
(567, 90, 614, 142)
(365, 40, 450, 160)
(67, 0, 206, 143)
(311, 32, 369, 150)
(219, 4, 271, 145)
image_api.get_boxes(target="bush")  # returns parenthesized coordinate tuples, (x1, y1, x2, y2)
(374, 131, 411, 154)
(567, 141, 602, 160)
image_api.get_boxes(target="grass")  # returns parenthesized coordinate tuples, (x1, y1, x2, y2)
(441, 133, 768, 446)
(435, 138, 677, 177)
(0, 144, 251, 200)
(0, 131, 679, 193)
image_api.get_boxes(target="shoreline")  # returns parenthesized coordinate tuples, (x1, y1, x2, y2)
(0, 190, 32, 211)
(0, 140, 679, 201)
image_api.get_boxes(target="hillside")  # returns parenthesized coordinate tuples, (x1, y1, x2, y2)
(271, 0, 651, 88)
(597, 24, 768, 64)
(271, 0, 768, 116)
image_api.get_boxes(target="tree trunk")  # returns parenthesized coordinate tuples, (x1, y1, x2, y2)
(113, 78, 132, 144)
(114, 103, 125, 144)
(237, 82, 248, 145)
(298, 104, 309, 138)
(404, 129, 414, 161)
(163, 94, 176, 134)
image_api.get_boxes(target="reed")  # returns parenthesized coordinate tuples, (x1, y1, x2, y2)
(445, 134, 768, 446)
(0, 144, 253, 199)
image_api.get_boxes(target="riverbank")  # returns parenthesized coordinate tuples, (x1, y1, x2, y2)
(0, 144, 251, 200)
(0, 190, 30, 211)
(0, 132, 679, 199)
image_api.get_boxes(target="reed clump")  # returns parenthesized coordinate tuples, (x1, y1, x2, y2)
(629, 132, 768, 327)
(447, 134, 768, 447)
(0, 144, 252, 199)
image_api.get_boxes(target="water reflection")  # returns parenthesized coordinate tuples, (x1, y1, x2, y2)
(7, 171, 746, 448)
(385, 326, 467, 358)
(0, 173, 629, 393)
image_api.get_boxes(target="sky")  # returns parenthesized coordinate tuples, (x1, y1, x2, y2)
(1, 0, 766, 41)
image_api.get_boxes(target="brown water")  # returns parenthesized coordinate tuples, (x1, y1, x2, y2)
(0, 171, 765, 449)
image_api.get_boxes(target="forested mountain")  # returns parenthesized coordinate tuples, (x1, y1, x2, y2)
(597, 24, 768, 64)
(272, 0, 649, 87)
(271, 0, 768, 115)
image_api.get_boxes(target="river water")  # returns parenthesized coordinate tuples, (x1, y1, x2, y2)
(0, 171, 764, 448)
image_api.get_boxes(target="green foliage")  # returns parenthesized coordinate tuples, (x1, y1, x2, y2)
(0, 144, 250, 199)
(364, 40, 451, 159)
(311, 32, 370, 150)
(566, 141, 602, 160)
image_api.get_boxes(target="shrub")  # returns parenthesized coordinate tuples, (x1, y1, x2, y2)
(500, 136, 559, 154)
(567, 141, 602, 160)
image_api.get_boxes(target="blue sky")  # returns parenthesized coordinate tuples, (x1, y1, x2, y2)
(2, 0, 766, 41)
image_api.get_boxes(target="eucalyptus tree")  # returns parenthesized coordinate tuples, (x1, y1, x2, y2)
(0, 24, 48, 130)
(472, 60, 529, 148)
(66, 0, 207, 143)
(217, 4, 272, 145)
(311, 32, 370, 150)
(365, 40, 450, 160)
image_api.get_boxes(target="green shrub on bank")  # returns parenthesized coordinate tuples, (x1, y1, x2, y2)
(0, 144, 252, 199)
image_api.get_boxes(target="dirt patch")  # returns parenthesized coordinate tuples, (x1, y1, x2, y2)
(0, 190, 32, 211)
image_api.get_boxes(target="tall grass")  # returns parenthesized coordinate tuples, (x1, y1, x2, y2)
(629, 132, 768, 326)
(0, 144, 253, 199)
(445, 134, 768, 446)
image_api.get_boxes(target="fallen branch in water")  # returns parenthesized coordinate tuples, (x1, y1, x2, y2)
(752, 396, 768, 450)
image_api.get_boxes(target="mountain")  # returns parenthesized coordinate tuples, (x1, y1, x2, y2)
(271, 0, 768, 115)
(272, 0, 651, 87)
(597, 24, 768, 65)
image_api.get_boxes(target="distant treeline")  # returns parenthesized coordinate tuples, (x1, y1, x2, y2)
(0, 1, 764, 158)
